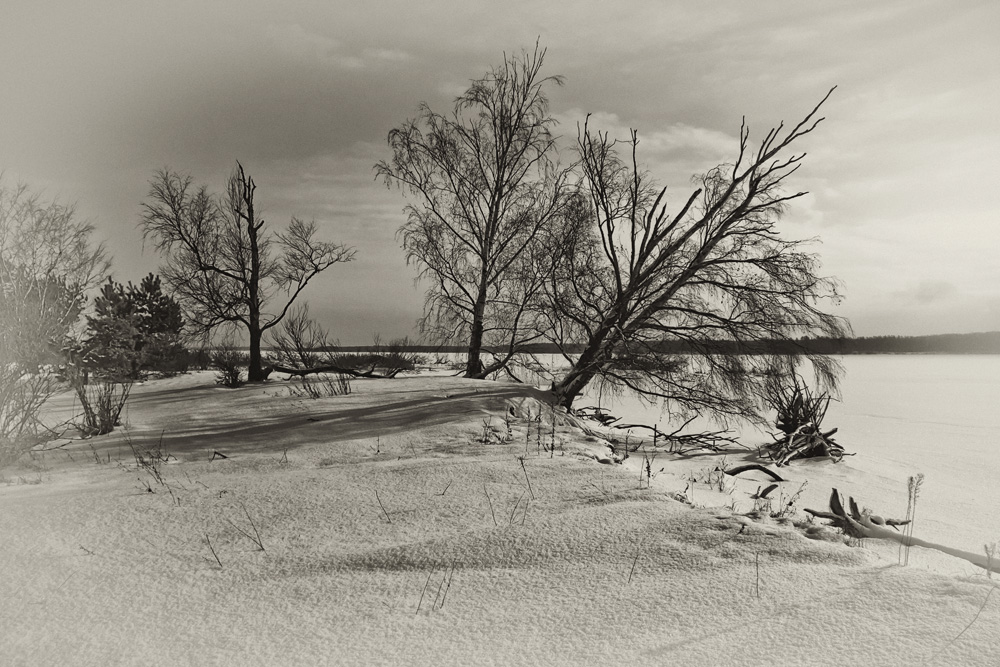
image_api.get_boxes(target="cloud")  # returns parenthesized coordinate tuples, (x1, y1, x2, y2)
(554, 109, 738, 186)
(264, 23, 412, 70)
(908, 280, 959, 305)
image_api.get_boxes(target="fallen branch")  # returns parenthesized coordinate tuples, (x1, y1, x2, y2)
(573, 406, 620, 426)
(806, 489, 1000, 574)
(269, 363, 400, 379)
(724, 464, 787, 483)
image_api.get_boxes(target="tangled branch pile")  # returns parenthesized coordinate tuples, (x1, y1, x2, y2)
(762, 375, 849, 465)
(573, 408, 741, 455)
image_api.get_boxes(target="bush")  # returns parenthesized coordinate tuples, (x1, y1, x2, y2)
(329, 336, 424, 377)
(0, 181, 108, 465)
(74, 377, 132, 436)
(287, 374, 352, 398)
(212, 345, 247, 388)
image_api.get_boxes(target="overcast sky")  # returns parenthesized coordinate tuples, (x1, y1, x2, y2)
(2, 1, 997, 343)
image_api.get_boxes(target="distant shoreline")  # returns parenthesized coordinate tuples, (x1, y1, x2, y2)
(326, 331, 1000, 356)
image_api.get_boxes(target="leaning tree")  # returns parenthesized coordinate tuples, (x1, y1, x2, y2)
(545, 88, 851, 423)
(376, 43, 570, 378)
(140, 163, 355, 381)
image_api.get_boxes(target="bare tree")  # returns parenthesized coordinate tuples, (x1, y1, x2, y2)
(545, 89, 850, 422)
(376, 42, 570, 378)
(0, 182, 109, 463)
(140, 162, 355, 381)
(267, 303, 337, 370)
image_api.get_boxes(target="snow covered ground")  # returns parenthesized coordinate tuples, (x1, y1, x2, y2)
(2, 369, 998, 666)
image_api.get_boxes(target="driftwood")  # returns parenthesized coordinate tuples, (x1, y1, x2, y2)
(571, 409, 743, 455)
(613, 423, 742, 454)
(806, 488, 1000, 574)
(756, 483, 779, 499)
(573, 406, 620, 426)
(763, 423, 851, 466)
(724, 464, 787, 483)
(268, 363, 401, 379)
(763, 375, 851, 466)
(804, 488, 908, 538)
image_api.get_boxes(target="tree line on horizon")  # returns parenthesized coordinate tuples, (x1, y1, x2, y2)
(3, 41, 854, 463)
(343, 331, 1000, 356)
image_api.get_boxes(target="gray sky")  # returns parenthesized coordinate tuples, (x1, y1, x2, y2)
(2, 0, 998, 343)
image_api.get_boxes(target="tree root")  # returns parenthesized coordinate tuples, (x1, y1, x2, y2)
(763, 423, 852, 466)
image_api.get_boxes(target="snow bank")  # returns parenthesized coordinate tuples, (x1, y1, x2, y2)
(1, 372, 997, 666)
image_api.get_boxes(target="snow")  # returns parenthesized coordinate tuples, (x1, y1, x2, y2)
(2, 369, 998, 666)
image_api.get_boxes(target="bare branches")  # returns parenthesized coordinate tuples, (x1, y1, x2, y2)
(376, 43, 570, 378)
(139, 163, 355, 381)
(1, 181, 108, 465)
(0, 180, 109, 292)
(547, 89, 849, 423)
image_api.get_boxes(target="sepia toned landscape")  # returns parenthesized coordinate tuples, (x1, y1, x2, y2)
(3, 2, 1000, 665)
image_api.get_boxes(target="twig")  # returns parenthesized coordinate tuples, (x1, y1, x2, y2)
(241, 502, 264, 551)
(925, 587, 995, 664)
(517, 456, 535, 500)
(437, 566, 455, 610)
(508, 493, 525, 526)
(416, 572, 433, 614)
(754, 551, 762, 599)
(227, 503, 265, 550)
(374, 489, 392, 524)
(483, 484, 497, 526)
(588, 481, 611, 499)
(627, 542, 642, 584)
(205, 533, 223, 568)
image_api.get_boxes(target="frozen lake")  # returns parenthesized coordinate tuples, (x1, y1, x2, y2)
(581, 354, 1000, 567)
(434, 352, 1000, 564)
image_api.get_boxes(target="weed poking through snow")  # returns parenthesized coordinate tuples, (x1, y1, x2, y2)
(517, 456, 534, 500)
(639, 448, 662, 490)
(900, 473, 924, 566)
(627, 540, 643, 584)
(227, 502, 266, 551)
(925, 586, 997, 664)
(374, 488, 392, 524)
(204, 533, 224, 568)
(984, 542, 998, 580)
(483, 484, 498, 526)
(416, 566, 456, 614)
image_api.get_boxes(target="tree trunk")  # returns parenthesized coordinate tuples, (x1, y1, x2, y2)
(549, 319, 618, 409)
(247, 322, 266, 382)
(244, 167, 266, 383)
(550, 364, 599, 410)
(464, 281, 488, 378)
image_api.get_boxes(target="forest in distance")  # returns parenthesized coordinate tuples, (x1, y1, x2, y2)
(335, 331, 1000, 356)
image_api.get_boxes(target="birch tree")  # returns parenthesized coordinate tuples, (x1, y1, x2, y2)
(546, 89, 850, 422)
(376, 43, 569, 377)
